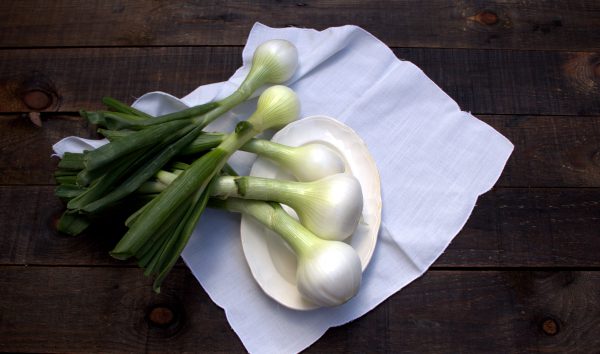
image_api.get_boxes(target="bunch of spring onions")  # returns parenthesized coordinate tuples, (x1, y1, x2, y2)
(55, 39, 366, 306)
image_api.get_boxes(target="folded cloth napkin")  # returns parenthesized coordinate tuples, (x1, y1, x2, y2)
(53, 23, 513, 353)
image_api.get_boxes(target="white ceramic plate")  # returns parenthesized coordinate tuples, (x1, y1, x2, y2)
(240, 115, 382, 310)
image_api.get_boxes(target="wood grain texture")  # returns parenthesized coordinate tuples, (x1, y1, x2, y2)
(0, 114, 96, 185)
(397, 49, 600, 116)
(0, 47, 242, 113)
(1, 0, 599, 51)
(0, 267, 598, 353)
(0, 266, 244, 353)
(2, 186, 599, 267)
(1, 1, 599, 352)
(1, 47, 599, 116)
(486, 115, 600, 188)
(0, 186, 126, 267)
(313, 270, 600, 353)
(3, 114, 600, 187)
(440, 187, 600, 267)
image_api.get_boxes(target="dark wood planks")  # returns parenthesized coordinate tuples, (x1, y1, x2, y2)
(0, 47, 242, 113)
(440, 187, 600, 267)
(1, 1, 599, 51)
(0, 114, 96, 186)
(1, 47, 599, 116)
(0, 185, 125, 267)
(0, 267, 598, 352)
(2, 186, 599, 267)
(313, 270, 600, 353)
(397, 49, 600, 117)
(3, 114, 600, 188)
(485, 115, 600, 188)
(0, 266, 244, 353)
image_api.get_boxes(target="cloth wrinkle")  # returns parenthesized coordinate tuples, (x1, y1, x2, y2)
(379, 224, 424, 274)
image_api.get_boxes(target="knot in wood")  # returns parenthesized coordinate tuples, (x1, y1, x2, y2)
(148, 306, 175, 327)
(22, 89, 52, 110)
(478, 10, 499, 25)
(541, 318, 559, 336)
(18, 71, 60, 111)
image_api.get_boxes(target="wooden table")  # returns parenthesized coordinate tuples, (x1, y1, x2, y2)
(1, 1, 599, 352)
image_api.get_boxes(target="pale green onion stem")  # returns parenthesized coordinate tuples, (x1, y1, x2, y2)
(147, 171, 363, 242)
(186, 136, 345, 182)
(210, 173, 363, 241)
(211, 199, 319, 257)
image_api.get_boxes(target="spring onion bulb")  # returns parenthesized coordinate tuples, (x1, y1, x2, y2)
(201, 39, 298, 119)
(211, 173, 363, 241)
(212, 198, 362, 307)
(242, 141, 345, 181)
(197, 39, 298, 127)
(247, 39, 299, 85)
(110, 85, 300, 291)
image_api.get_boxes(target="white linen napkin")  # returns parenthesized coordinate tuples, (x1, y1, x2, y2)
(53, 23, 513, 353)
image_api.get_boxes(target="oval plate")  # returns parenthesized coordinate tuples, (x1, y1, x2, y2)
(240, 115, 382, 310)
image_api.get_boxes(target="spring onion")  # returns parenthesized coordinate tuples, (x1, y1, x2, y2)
(211, 198, 362, 307)
(242, 141, 345, 181)
(184, 135, 346, 182)
(179, 132, 346, 182)
(209, 173, 363, 241)
(101, 129, 346, 182)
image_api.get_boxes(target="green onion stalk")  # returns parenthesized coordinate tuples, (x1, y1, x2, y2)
(55, 39, 299, 236)
(110, 85, 301, 292)
(210, 173, 363, 241)
(180, 133, 346, 181)
(150, 170, 363, 241)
